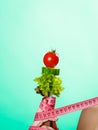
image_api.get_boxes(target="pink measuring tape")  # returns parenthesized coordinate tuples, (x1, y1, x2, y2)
(29, 96, 98, 130)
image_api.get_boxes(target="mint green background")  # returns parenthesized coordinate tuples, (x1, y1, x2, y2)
(0, 0, 98, 130)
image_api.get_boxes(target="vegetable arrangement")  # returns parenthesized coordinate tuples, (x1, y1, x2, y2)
(34, 50, 64, 97)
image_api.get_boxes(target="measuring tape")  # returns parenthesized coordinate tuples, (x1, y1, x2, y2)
(29, 97, 98, 130)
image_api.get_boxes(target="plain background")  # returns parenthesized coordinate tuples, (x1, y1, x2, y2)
(0, 0, 98, 130)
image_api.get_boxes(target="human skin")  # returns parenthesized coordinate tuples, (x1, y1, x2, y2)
(32, 107, 58, 130)
(77, 105, 98, 130)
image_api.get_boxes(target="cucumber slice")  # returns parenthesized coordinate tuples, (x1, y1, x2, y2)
(42, 67, 60, 75)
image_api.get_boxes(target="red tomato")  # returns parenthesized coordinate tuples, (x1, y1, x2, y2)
(43, 51, 59, 68)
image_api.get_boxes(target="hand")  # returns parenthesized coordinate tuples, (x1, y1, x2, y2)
(33, 117, 58, 130)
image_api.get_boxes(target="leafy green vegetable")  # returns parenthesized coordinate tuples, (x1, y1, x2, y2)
(34, 74, 64, 97)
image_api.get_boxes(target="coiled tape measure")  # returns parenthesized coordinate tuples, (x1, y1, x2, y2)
(29, 97, 98, 130)
(35, 97, 98, 121)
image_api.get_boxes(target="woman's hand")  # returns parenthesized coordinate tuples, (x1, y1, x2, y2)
(33, 117, 58, 130)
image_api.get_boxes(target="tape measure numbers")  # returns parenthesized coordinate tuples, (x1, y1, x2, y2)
(34, 97, 98, 121)
(29, 97, 98, 130)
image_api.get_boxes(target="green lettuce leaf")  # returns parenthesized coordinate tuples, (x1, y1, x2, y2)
(34, 74, 64, 97)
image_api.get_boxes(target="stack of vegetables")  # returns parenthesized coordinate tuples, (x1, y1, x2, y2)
(32, 50, 64, 130)
(34, 50, 64, 97)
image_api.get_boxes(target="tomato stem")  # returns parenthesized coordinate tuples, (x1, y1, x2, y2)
(51, 49, 56, 53)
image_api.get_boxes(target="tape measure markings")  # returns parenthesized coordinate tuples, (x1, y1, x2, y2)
(34, 97, 98, 121)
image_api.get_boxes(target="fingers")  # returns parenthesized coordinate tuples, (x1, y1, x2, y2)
(41, 125, 55, 130)
(42, 117, 58, 123)
(32, 117, 58, 127)
(32, 120, 43, 126)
